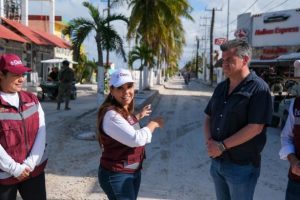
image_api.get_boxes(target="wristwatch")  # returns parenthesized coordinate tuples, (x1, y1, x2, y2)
(217, 141, 227, 153)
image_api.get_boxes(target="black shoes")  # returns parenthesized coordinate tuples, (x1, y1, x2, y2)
(65, 107, 71, 110)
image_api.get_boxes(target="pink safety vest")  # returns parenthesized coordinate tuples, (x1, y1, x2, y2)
(289, 97, 300, 182)
(99, 108, 145, 173)
(0, 91, 47, 185)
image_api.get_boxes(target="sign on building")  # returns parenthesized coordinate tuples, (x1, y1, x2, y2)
(252, 9, 300, 47)
(214, 38, 227, 45)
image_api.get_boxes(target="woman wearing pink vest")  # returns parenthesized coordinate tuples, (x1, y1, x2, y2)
(279, 60, 300, 200)
(97, 69, 163, 200)
(0, 54, 47, 200)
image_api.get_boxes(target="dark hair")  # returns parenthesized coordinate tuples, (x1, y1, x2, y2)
(220, 39, 252, 58)
(62, 60, 70, 66)
(97, 87, 134, 141)
(1, 70, 8, 75)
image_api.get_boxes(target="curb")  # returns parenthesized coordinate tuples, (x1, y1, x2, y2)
(135, 90, 159, 111)
(75, 107, 98, 120)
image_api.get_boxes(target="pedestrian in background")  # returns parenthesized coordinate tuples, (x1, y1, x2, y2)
(204, 39, 272, 200)
(0, 54, 47, 200)
(279, 60, 300, 200)
(97, 68, 164, 200)
(47, 66, 58, 82)
(57, 60, 74, 110)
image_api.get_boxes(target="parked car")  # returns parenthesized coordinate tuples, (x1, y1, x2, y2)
(38, 81, 77, 101)
(37, 58, 78, 101)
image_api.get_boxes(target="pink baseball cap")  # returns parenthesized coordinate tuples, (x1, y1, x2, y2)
(0, 54, 32, 75)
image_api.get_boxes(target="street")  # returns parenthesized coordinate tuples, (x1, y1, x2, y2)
(43, 78, 289, 200)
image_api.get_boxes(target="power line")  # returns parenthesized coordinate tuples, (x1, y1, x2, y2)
(222, 0, 275, 31)
(228, 0, 260, 25)
(266, 0, 289, 12)
(260, 0, 282, 10)
(228, 0, 292, 33)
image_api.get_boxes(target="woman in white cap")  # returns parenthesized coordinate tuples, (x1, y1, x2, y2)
(97, 68, 164, 200)
(0, 54, 47, 200)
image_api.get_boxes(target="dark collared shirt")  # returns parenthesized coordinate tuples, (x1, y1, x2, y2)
(205, 71, 273, 166)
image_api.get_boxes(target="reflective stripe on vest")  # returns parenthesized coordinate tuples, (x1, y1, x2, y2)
(124, 161, 140, 170)
(0, 105, 38, 120)
(0, 91, 47, 185)
(0, 145, 48, 179)
(100, 111, 145, 173)
(290, 97, 300, 182)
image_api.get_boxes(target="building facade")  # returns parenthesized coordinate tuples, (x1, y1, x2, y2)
(237, 8, 300, 60)
(237, 8, 300, 79)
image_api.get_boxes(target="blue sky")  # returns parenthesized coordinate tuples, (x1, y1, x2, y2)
(29, 0, 298, 68)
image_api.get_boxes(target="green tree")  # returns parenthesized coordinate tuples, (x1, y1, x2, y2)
(63, 1, 128, 100)
(127, 0, 193, 83)
(128, 43, 155, 91)
(183, 55, 203, 74)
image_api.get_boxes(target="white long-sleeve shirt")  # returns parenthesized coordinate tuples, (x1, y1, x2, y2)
(103, 110, 152, 147)
(279, 98, 295, 160)
(0, 92, 46, 177)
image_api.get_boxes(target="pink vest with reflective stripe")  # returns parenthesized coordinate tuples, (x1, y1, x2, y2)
(99, 109, 145, 173)
(290, 97, 300, 182)
(0, 91, 47, 185)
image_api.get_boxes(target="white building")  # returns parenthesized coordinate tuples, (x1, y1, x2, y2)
(237, 8, 300, 61)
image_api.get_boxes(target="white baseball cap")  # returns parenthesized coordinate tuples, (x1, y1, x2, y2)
(109, 69, 134, 87)
(294, 60, 300, 68)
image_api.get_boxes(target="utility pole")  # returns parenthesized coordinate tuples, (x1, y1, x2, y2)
(210, 9, 215, 86)
(195, 36, 200, 79)
(227, 0, 230, 40)
(199, 16, 210, 82)
(106, 0, 110, 68)
(206, 7, 222, 86)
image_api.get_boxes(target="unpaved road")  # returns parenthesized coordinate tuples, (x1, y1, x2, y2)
(43, 78, 289, 200)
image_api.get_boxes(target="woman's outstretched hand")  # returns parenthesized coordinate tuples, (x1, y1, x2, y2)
(137, 104, 152, 120)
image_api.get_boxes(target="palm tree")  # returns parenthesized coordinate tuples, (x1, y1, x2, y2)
(128, 43, 155, 91)
(63, 1, 128, 102)
(127, 0, 193, 84)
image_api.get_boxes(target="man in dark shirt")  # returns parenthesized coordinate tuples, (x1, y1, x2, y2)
(204, 39, 272, 200)
(57, 60, 75, 110)
(47, 67, 58, 82)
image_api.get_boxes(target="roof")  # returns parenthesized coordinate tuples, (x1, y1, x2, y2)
(250, 53, 300, 68)
(1, 17, 53, 46)
(277, 52, 300, 60)
(250, 59, 278, 65)
(0, 24, 27, 43)
(33, 29, 71, 49)
(1, 18, 71, 49)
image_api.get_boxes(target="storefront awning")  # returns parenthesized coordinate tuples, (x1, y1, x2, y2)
(277, 52, 300, 61)
(250, 59, 278, 66)
(0, 24, 27, 43)
(250, 53, 300, 68)
(41, 58, 77, 64)
(1, 17, 54, 46)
